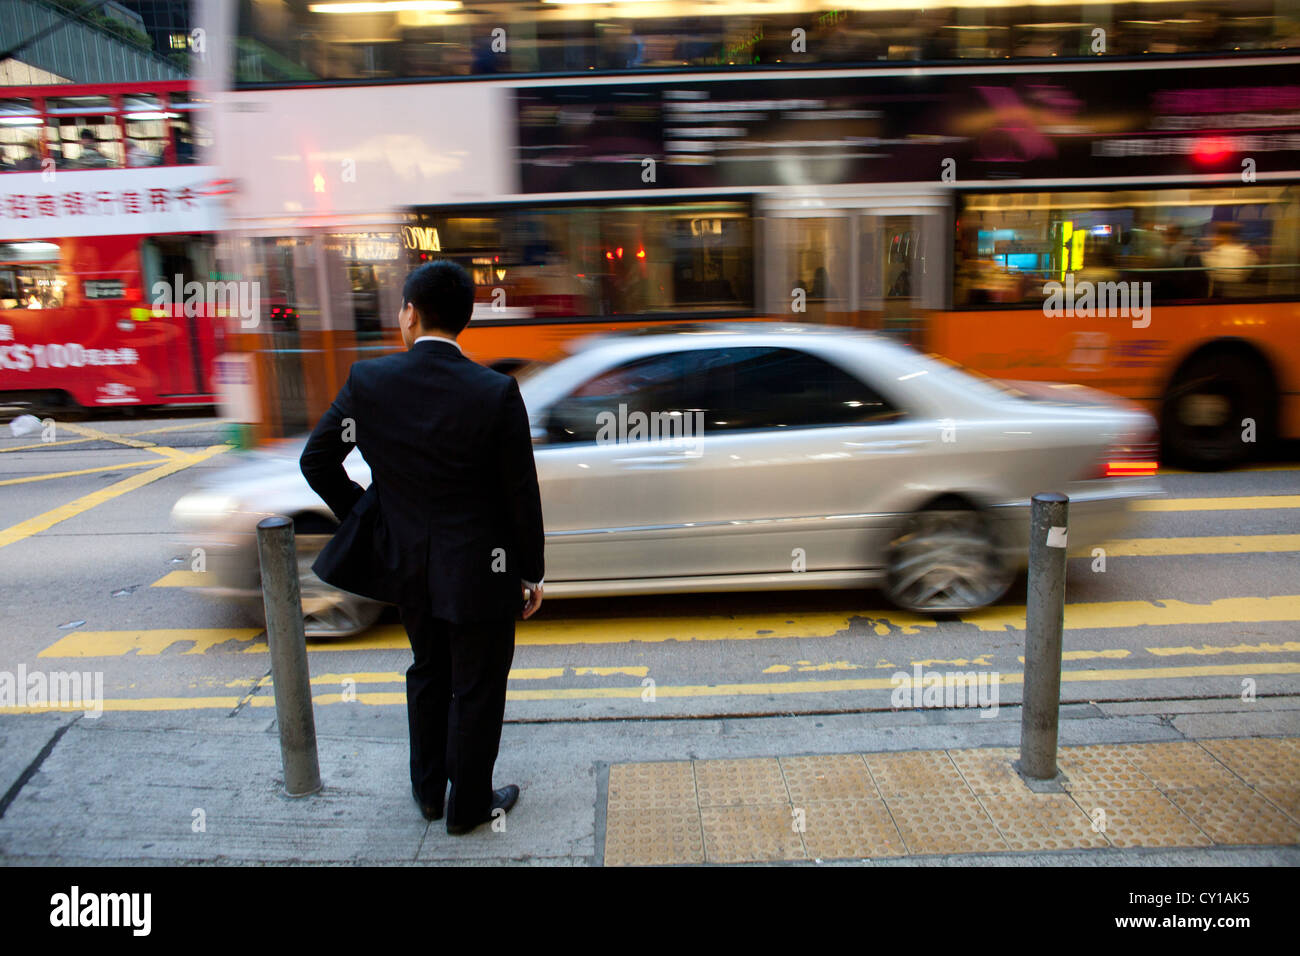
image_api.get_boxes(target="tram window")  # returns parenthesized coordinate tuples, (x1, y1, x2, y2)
(0, 98, 43, 172)
(47, 96, 122, 169)
(954, 186, 1300, 307)
(167, 93, 211, 165)
(121, 94, 169, 167)
(0, 266, 66, 310)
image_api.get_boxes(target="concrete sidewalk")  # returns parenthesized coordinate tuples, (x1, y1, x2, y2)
(0, 696, 1297, 865)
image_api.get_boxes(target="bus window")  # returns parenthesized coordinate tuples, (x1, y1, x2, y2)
(954, 186, 1300, 307)
(410, 200, 753, 321)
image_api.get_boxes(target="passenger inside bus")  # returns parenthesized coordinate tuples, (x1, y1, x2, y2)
(4, 137, 43, 172)
(1203, 222, 1260, 296)
(74, 130, 110, 169)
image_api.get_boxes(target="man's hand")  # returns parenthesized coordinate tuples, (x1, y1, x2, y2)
(522, 582, 544, 620)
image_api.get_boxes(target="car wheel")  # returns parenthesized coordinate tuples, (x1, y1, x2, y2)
(1161, 351, 1274, 471)
(294, 532, 384, 638)
(884, 508, 1013, 614)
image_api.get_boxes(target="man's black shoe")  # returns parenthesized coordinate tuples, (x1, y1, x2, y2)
(446, 784, 519, 836)
(413, 783, 443, 821)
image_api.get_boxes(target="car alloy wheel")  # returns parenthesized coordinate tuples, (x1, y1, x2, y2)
(294, 533, 384, 637)
(884, 508, 1013, 614)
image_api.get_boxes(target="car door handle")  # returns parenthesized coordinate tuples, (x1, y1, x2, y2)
(845, 438, 929, 450)
(614, 453, 698, 467)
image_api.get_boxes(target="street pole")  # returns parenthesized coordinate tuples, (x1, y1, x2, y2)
(1018, 492, 1069, 781)
(256, 516, 322, 797)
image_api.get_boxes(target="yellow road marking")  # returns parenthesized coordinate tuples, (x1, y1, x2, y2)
(8, 661, 1296, 713)
(1064, 649, 1131, 661)
(36, 595, 1300, 657)
(39, 626, 263, 658)
(1094, 535, 1300, 556)
(0, 458, 162, 486)
(510, 667, 566, 680)
(0, 444, 228, 550)
(128, 420, 228, 437)
(1158, 464, 1299, 475)
(912, 656, 995, 668)
(960, 595, 1300, 632)
(150, 570, 209, 587)
(2, 419, 227, 454)
(1146, 641, 1300, 657)
(55, 421, 158, 449)
(0, 437, 99, 453)
(222, 665, 645, 688)
(1133, 495, 1300, 511)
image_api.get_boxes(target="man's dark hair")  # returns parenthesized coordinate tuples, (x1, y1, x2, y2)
(403, 260, 475, 335)
(80, 129, 95, 143)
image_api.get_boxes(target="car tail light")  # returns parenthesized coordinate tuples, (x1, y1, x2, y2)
(1089, 431, 1159, 478)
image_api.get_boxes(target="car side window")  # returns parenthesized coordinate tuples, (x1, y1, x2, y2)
(685, 347, 901, 432)
(544, 351, 690, 444)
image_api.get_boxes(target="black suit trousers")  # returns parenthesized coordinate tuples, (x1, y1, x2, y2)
(399, 598, 516, 827)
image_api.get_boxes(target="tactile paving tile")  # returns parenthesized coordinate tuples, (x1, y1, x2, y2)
(1068, 789, 1211, 848)
(1255, 786, 1300, 822)
(1117, 741, 1239, 790)
(607, 761, 698, 810)
(693, 758, 789, 808)
(604, 808, 705, 866)
(947, 747, 1030, 795)
(885, 790, 1010, 856)
(1057, 745, 1155, 791)
(977, 793, 1110, 851)
(797, 798, 907, 860)
(865, 750, 967, 798)
(1200, 738, 1300, 789)
(780, 754, 878, 803)
(1163, 785, 1300, 846)
(699, 805, 807, 863)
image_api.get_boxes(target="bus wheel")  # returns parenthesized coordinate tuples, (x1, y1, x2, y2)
(1161, 352, 1274, 471)
(883, 505, 1012, 615)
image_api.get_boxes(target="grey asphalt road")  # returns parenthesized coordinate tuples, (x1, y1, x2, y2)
(1, 415, 1297, 727)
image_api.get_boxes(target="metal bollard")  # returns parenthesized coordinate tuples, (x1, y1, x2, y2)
(256, 516, 322, 797)
(1018, 492, 1069, 782)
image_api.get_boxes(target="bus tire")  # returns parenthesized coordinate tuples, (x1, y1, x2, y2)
(1161, 349, 1276, 471)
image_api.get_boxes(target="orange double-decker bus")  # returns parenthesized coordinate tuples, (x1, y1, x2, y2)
(218, 49, 1300, 469)
(933, 183, 1300, 470)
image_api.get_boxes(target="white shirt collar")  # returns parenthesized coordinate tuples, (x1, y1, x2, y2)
(414, 334, 462, 353)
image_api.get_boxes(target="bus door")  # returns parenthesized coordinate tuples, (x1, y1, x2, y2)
(763, 193, 948, 345)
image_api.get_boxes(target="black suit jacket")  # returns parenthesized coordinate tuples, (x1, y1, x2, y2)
(299, 339, 545, 623)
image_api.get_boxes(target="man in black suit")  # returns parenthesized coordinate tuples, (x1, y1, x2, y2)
(300, 260, 545, 835)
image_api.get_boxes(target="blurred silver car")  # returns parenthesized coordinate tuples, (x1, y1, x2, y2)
(172, 324, 1159, 635)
